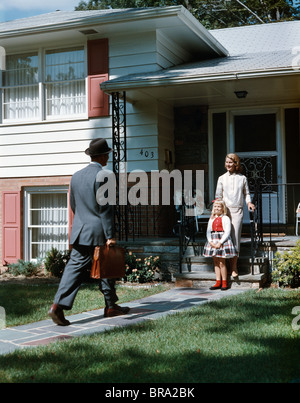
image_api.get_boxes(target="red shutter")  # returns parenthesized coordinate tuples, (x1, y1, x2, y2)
(88, 39, 109, 118)
(88, 74, 109, 117)
(2, 191, 21, 265)
(88, 39, 108, 75)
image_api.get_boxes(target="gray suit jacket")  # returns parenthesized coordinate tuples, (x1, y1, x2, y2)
(69, 163, 115, 246)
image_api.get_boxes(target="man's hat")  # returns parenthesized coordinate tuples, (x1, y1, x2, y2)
(85, 138, 112, 156)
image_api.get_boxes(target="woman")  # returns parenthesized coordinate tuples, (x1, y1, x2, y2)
(215, 153, 255, 278)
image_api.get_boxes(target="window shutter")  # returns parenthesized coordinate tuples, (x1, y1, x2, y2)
(88, 39, 109, 117)
(88, 74, 109, 117)
(88, 39, 108, 75)
(2, 191, 21, 265)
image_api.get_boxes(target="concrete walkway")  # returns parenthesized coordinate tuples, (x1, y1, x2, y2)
(0, 286, 251, 356)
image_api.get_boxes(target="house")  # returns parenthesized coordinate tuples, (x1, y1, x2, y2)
(0, 6, 299, 270)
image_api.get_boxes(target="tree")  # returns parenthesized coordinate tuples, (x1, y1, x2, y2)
(75, 0, 299, 28)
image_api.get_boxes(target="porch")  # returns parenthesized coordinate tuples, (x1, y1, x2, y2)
(115, 181, 300, 289)
(117, 234, 299, 289)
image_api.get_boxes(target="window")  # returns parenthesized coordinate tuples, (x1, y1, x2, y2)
(24, 188, 69, 260)
(3, 53, 39, 120)
(2, 47, 86, 122)
(45, 47, 86, 118)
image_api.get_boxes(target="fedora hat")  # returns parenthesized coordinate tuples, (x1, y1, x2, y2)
(85, 138, 112, 156)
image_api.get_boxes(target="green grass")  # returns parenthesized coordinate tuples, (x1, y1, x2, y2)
(0, 281, 171, 327)
(0, 284, 299, 383)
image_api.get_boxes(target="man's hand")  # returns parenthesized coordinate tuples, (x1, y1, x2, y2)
(106, 238, 116, 247)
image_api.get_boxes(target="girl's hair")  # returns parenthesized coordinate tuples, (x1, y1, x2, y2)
(211, 199, 227, 217)
(225, 153, 242, 173)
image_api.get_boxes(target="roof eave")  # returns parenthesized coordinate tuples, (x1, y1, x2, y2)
(101, 67, 300, 93)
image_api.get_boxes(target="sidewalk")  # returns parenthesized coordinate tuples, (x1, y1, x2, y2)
(0, 286, 250, 356)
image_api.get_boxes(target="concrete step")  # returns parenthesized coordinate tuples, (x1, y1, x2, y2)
(174, 271, 269, 289)
(181, 255, 269, 275)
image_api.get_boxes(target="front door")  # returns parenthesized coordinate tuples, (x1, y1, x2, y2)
(230, 109, 284, 224)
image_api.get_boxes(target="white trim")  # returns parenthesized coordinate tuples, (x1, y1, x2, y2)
(208, 104, 300, 222)
(23, 186, 69, 261)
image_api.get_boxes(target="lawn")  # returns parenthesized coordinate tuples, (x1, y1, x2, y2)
(0, 283, 299, 383)
(0, 281, 171, 327)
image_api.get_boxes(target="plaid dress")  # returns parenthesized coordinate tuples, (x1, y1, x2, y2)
(203, 216, 237, 259)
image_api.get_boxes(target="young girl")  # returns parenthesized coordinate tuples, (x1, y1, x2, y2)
(203, 200, 237, 290)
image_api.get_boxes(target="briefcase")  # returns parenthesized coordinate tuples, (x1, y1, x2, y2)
(90, 245, 125, 279)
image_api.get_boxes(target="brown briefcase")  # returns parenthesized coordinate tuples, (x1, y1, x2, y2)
(90, 245, 125, 279)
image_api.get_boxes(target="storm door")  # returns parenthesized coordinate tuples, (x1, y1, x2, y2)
(230, 110, 284, 224)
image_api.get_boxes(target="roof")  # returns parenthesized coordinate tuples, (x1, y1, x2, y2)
(210, 20, 300, 54)
(101, 20, 300, 92)
(0, 9, 137, 33)
(0, 6, 227, 59)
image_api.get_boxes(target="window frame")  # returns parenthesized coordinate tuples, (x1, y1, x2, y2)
(1, 44, 88, 124)
(23, 186, 70, 261)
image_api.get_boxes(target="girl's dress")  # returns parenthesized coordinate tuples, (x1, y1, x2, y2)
(203, 215, 237, 258)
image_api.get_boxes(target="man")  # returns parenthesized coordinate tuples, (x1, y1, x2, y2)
(48, 138, 130, 326)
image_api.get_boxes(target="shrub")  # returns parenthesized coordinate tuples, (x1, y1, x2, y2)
(6, 259, 43, 277)
(272, 240, 300, 288)
(124, 251, 161, 283)
(44, 248, 70, 278)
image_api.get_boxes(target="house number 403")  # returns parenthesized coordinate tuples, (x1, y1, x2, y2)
(140, 149, 154, 158)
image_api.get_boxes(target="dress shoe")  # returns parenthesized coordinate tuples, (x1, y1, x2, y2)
(48, 304, 70, 326)
(104, 304, 130, 317)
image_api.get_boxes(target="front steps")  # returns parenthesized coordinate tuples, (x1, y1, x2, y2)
(174, 241, 270, 289)
(119, 237, 270, 289)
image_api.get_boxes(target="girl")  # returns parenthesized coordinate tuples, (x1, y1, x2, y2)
(203, 200, 237, 290)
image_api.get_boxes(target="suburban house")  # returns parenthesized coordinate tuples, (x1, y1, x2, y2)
(0, 6, 299, 277)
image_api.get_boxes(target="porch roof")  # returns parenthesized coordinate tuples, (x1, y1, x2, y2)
(101, 20, 300, 92)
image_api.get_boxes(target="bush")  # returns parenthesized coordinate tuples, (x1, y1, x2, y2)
(44, 248, 70, 278)
(124, 251, 161, 283)
(272, 240, 300, 288)
(6, 259, 43, 277)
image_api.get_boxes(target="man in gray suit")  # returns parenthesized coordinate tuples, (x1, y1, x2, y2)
(48, 138, 130, 326)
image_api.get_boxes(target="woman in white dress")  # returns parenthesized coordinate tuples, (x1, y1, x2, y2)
(215, 153, 255, 278)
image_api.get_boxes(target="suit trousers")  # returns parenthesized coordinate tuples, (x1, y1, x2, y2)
(53, 244, 118, 310)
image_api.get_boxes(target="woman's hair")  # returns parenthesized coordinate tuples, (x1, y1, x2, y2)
(225, 153, 242, 173)
(211, 199, 227, 217)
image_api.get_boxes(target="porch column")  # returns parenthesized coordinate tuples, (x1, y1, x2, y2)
(112, 91, 128, 241)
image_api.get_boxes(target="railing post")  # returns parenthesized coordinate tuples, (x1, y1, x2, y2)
(112, 91, 127, 241)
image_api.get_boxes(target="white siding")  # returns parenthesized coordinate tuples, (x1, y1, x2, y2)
(0, 31, 172, 178)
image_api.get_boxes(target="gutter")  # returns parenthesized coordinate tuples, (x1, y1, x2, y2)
(101, 67, 300, 93)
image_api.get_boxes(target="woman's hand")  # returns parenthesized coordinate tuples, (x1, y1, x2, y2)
(248, 202, 255, 212)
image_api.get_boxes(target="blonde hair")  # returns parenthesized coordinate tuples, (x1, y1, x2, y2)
(211, 199, 227, 218)
(225, 153, 242, 173)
